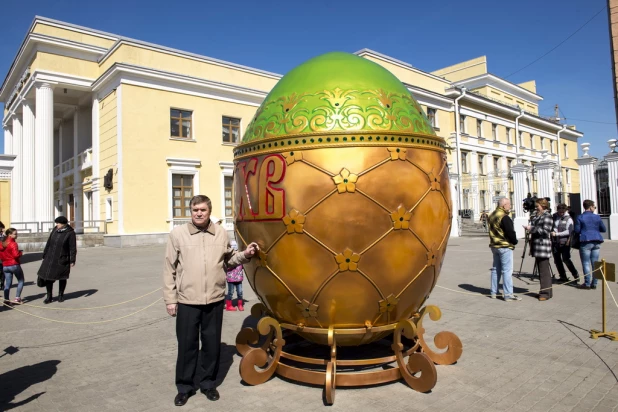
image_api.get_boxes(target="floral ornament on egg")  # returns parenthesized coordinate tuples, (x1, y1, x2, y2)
(378, 294, 399, 313)
(297, 299, 319, 318)
(332, 168, 358, 193)
(390, 205, 412, 230)
(387, 147, 407, 161)
(427, 171, 441, 191)
(282, 151, 303, 165)
(335, 248, 360, 271)
(282, 209, 305, 234)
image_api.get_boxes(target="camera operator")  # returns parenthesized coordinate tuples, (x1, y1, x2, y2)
(523, 198, 553, 301)
(551, 204, 579, 283)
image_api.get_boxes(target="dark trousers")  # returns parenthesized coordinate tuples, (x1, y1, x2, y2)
(537, 258, 553, 299)
(175, 300, 224, 394)
(45, 280, 67, 295)
(552, 244, 579, 280)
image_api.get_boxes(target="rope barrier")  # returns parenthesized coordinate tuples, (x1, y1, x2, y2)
(16, 287, 162, 311)
(1, 298, 162, 325)
(435, 265, 618, 310)
(600, 267, 618, 310)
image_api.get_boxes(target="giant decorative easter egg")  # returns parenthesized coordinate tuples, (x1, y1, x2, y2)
(233, 52, 451, 346)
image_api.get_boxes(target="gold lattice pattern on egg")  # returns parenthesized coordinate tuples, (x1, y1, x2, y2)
(235, 146, 452, 326)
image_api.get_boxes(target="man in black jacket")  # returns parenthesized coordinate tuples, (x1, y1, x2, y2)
(488, 198, 521, 301)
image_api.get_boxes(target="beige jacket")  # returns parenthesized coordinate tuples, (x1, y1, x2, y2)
(163, 221, 249, 305)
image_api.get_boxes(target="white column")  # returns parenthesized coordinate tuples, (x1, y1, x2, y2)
(448, 163, 459, 237)
(91, 96, 101, 224)
(4, 125, 13, 225)
(535, 160, 557, 203)
(22, 100, 35, 222)
(4, 125, 12, 155)
(500, 156, 509, 195)
(34, 83, 54, 228)
(605, 152, 618, 240)
(512, 160, 531, 238)
(73, 109, 83, 232)
(575, 145, 598, 210)
(470, 151, 480, 219)
(11, 115, 23, 223)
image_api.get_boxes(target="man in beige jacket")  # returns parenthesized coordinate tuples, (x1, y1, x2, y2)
(163, 195, 258, 407)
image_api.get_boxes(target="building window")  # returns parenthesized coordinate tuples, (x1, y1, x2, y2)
(170, 109, 192, 139)
(540, 137, 545, 150)
(463, 189, 470, 209)
(493, 157, 499, 174)
(505, 127, 511, 144)
(478, 155, 485, 175)
(172, 174, 194, 218)
(480, 190, 487, 212)
(224, 175, 233, 218)
(492, 124, 497, 140)
(563, 143, 568, 159)
(105, 197, 113, 222)
(550, 141, 555, 153)
(477, 119, 483, 137)
(426, 108, 436, 128)
(566, 169, 571, 184)
(461, 152, 468, 174)
(222, 116, 241, 144)
(530, 135, 535, 150)
(518, 131, 523, 147)
(460, 115, 466, 133)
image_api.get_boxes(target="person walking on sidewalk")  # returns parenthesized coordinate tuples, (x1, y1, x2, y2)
(163, 195, 259, 407)
(488, 198, 521, 301)
(574, 199, 606, 290)
(551, 204, 579, 283)
(37, 216, 77, 304)
(0, 228, 25, 305)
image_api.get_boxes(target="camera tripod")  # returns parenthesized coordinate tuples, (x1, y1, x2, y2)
(514, 232, 555, 284)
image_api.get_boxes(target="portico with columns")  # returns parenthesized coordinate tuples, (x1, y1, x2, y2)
(2, 78, 98, 233)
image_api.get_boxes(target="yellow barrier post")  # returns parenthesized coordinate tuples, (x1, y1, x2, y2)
(590, 260, 617, 341)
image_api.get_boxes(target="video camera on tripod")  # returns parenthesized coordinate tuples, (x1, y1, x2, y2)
(522, 195, 552, 215)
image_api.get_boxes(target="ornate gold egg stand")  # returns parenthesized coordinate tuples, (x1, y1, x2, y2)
(236, 303, 462, 405)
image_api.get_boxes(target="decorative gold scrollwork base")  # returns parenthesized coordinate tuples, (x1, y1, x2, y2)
(235, 303, 462, 405)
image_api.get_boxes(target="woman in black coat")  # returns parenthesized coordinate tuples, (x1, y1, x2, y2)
(37, 216, 77, 303)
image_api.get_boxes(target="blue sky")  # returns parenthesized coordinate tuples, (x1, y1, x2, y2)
(0, 0, 615, 158)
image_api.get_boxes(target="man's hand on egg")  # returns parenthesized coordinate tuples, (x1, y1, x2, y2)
(244, 242, 260, 258)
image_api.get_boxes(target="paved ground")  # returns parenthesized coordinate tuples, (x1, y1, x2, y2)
(1, 237, 617, 412)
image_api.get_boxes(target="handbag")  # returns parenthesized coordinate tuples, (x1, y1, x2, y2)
(569, 232, 580, 250)
(37, 276, 45, 288)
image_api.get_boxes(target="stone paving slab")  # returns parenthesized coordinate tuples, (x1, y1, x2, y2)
(0, 237, 617, 411)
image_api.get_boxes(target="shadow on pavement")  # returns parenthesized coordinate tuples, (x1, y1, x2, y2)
(24, 288, 98, 303)
(458, 283, 529, 295)
(0, 360, 60, 410)
(558, 320, 618, 382)
(20, 252, 44, 264)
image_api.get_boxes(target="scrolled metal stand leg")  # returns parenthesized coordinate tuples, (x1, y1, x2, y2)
(392, 319, 437, 393)
(325, 326, 337, 405)
(235, 304, 285, 385)
(414, 305, 463, 365)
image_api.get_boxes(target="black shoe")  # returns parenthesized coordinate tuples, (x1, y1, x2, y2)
(58, 294, 64, 303)
(174, 390, 194, 406)
(578, 284, 591, 290)
(201, 388, 219, 401)
(591, 285, 598, 290)
(44, 295, 53, 304)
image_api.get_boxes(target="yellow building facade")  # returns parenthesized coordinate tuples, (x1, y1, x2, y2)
(1, 17, 583, 244)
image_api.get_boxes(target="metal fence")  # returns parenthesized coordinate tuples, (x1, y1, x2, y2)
(10, 220, 108, 234)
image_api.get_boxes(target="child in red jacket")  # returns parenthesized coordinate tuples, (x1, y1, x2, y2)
(0, 228, 24, 304)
